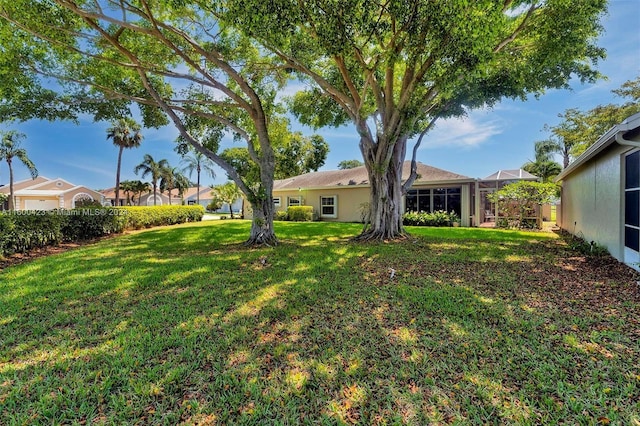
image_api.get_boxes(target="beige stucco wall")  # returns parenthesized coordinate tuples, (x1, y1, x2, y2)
(559, 143, 629, 262)
(63, 188, 104, 208)
(272, 187, 371, 222)
(251, 182, 473, 225)
(36, 180, 75, 191)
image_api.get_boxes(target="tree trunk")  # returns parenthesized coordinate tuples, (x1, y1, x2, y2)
(115, 146, 123, 206)
(7, 158, 14, 210)
(153, 181, 157, 205)
(196, 166, 201, 205)
(355, 134, 408, 241)
(246, 196, 277, 246)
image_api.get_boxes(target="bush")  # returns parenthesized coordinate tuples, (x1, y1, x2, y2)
(274, 210, 289, 221)
(287, 206, 314, 222)
(61, 208, 127, 241)
(0, 205, 205, 257)
(402, 210, 460, 227)
(0, 213, 65, 255)
(119, 205, 204, 229)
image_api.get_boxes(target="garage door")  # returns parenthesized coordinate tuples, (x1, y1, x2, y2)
(24, 199, 60, 210)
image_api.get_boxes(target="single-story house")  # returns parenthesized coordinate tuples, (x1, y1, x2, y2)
(556, 112, 640, 269)
(0, 176, 104, 210)
(244, 161, 539, 227)
(101, 186, 183, 206)
(478, 169, 541, 223)
(101, 185, 242, 213)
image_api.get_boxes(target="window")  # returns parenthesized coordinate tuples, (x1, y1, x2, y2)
(404, 187, 461, 217)
(287, 196, 302, 207)
(625, 151, 640, 252)
(273, 197, 281, 207)
(320, 195, 337, 218)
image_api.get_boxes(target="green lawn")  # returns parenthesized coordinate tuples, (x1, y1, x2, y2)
(1, 221, 638, 425)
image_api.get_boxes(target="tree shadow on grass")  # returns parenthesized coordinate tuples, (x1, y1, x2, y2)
(0, 222, 639, 424)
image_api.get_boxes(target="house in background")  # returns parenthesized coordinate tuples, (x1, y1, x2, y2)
(101, 186, 180, 206)
(249, 162, 478, 226)
(0, 176, 104, 210)
(477, 169, 540, 223)
(556, 112, 640, 269)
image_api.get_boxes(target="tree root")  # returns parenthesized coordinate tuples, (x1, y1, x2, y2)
(351, 229, 410, 242)
(243, 231, 278, 247)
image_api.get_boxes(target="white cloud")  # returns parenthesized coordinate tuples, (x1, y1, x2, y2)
(419, 114, 503, 149)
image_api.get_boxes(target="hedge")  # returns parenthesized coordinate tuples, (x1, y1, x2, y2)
(402, 210, 460, 227)
(117, 205, 204, 229)
(0, 205, 205, 257)
(286, 206, 314, 222)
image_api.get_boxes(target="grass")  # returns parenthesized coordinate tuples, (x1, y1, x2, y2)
(1, 221, 639, 425)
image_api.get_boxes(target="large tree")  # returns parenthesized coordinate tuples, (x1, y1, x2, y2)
(226, 0, 608, 240)
(0, 130, 38, 210)
(0, 1, 300, 245)
(541, 76, 640, 165)
(134, 154, 168, 206)
(107, 117, 143, 206)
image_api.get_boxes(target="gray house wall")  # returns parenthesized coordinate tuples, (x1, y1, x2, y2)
(559, 144, 629, 262)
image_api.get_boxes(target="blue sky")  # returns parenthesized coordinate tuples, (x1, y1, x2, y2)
(1, 0, 639, 190)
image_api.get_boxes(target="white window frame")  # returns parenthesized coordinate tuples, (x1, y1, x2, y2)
(320, 195, 337, 218)
(273, 197, 281, 207)
(287, 196, 302, 207)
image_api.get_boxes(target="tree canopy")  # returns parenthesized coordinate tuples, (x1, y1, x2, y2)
(0, 0, 608, 240)
(0, 0, 305, 244)
(539, 76, 640, 166)
(223, 0, 607, 239)
(338, 159, 364, 170)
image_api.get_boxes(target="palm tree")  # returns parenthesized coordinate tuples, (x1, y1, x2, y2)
(159, 165, 179, 205)
(522, 140, 563, 182)
(134, 154, 168, 206)
(180, 150, 216, 205)
(173, 172, 191, 204)
(107, 118, 143, 206)
(0, 131, 38, 210)
(131, 180, 150, 205)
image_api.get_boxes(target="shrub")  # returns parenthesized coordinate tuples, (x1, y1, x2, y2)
(118, 205, 205, 229)
(0, 213, 65, 255)
(287, 206, 314, 222)
(0, 205, 205, 258)
(402, 210, 459, 227)
(275, 210, 289, 221)
(61, 208, 127, 241)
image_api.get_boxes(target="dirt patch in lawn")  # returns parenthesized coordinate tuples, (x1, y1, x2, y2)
(0, 236, 116, 270)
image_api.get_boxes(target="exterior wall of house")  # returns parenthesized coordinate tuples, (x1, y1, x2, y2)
(261, 182, 473, 225)
(36, 180, 74, 191)
(559, 143, 629, 262)
(64, 188, 104, 208)
(273, 187, 371, 222)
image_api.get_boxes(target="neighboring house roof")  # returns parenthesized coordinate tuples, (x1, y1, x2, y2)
(274, 161, 474, 190)
(483, 169, 539, 181)
(0, 176, 101, 197)
(183, 186, 213, 200)
(556, 112, 640, 182)
(100, 186, 210, 201)
(0, 176, 50, 193)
